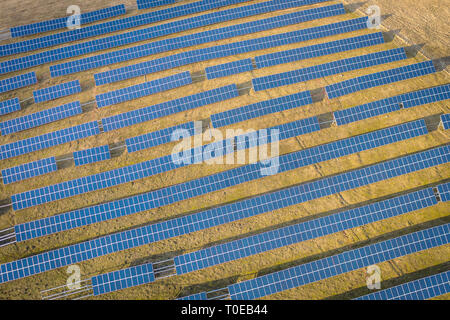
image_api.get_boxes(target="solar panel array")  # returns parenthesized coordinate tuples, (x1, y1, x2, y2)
(3, 144, 448, 284)
(1, 157, 57, 185)
(0, 72, 37, 94)
(356, 271, 450, 300)
(137, 0, 175, 10)
(334, 84, 450, 125)
(0, 121, 100, 160)
(73, 145, 111, 167)
(254, 32, 385, 68)
(206, 58, 254, 80)
(95, 72, 192, 108)
(52, 7, 360, 79)
(227, 223, 450, 299)
(9, 5, 127, 38)
(326, 61, 437, 99)
(174, 187, 438, 275)
(0, 101, 82, 135)
(252, 48, 407, 91)
(437, 182, 450, 202)
(13, 120, 428, 242)
(101, 84, 238, 132)
(441, 114, 450, 130)
(0, 98, 21, 116)
(177, 292, 208, 301)
(93, 3, 346, 85)
(33, 80, 81, 104)
(211, 91, 313, 128)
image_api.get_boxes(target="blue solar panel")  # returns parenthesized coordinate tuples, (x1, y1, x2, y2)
(0, 121, 99, 161)
(91, 263, 155, 296)
(10, 5, 127, 38)
(437, 182, 450, 202)
(73, 145, 111, 167)
(33, 80, 81, 104)
(334, 84, 450, 125)
(3, 144, 447, 284)
(93, 3, 346, 85)
(227, 223, 450, 300)
(0, 72, 37, 94)
(326, 61, 437, 99)
(0, 98, 21, 116)
(126, 121, 196, 153)
(206, 58, 254, 79)
(0, 101, 82, 135)
(13, 120, 429, 242)
(2, 157, 57, 185)
(252, 48, 407, 91)
(137, 0, 175, 10)
(95, 72, 192, 108)
(174, 187, 438, 275)
(441, 114, 450, 130)
(356, 271, 450, 300)
(52, 7, 359, 79)
(254, 32, 385, 68)
(211, 91, 312, 128)
(177, 292, 208, 300)
(102, 84, 238, 132)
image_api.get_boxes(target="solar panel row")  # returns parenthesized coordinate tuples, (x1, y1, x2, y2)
(0, 0, 254, 56)
(93, 4, 346, 85)
(205, 58, 254, 80)
(0, 101, 82, 135)
(0, 121, 100, 161)
(101, 84, 238, 132)
(437, 182, 450, 202)
(14, 120, 427, 242)
(211, 91, 313, 128)
(0, 98, 21, 116)
(137, 0, 175, 10)
(53, 7, 361, 79)
(95, 72, 192, 108)
(326, 61, 437, 99)
(1, 157, 57, 185)
(252, 48, 407, 91)
(174, 187, 437, 275)
(356, 271, 450, 300)
(3, 144, 448, 284)
(227, 223, 450, 299)
(177, 292, 208, 301)
(334, 84, 450, 125)
(441, 114, 450, 130)
(73, 145, 111, 167)
(0, 72, 37, 94)
(10, 5, 127, 38)
(33, 80, 81, 104)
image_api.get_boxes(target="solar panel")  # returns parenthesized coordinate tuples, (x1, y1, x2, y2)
(93, 3, 346, 85)
(326, 61, 437, 99)
(0, 121, 99, 161)
(91, 263, 155, 296)
(206, 58, 254, 80)
(254, 32, 385, 68)
(174, 187, 438, 275)
(355, 271, 450, 300)
(334, 84, 450, 125)
(101, 84, 238, 132)
(10, 5, 127, 38)
(4, 144, 448, 284)
(126, 121, 196, 153)
(13, 120, 429, 242)
(33, 80, 81, 104)
(1, 0, 333, 75)
(252, 48, 407, 91)
(137, 0, 175, 10)
(0, 72, 37, 94)
(437, 182, 450, 202)
(211, 91, 313, 128)
(441, 114, 450, 130)
(73, 145, 111, 167)
(2, 157, 57, 185)
(52, 8, 361, 79)
(0, 98, 21, 116)
(0, 101, 82, 135)
(95, 72, 192, 108)
(227, 223, 450, 300)
(177, 292, 208, 300)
